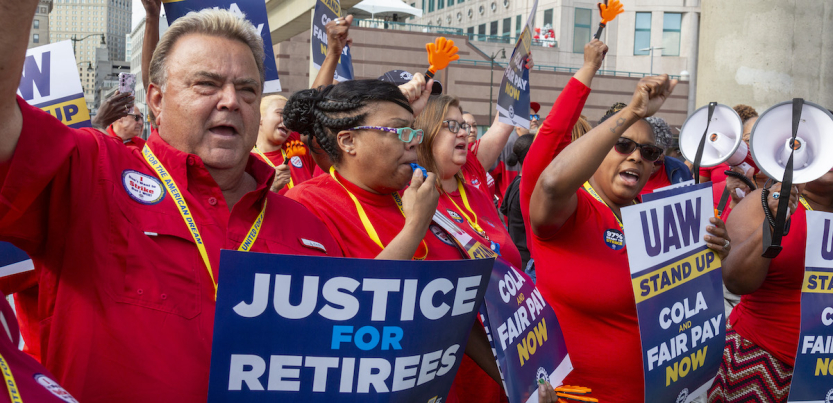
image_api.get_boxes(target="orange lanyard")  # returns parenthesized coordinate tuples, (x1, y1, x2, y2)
(329, 167, 428, 260)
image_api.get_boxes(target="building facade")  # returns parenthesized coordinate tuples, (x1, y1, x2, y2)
(48, 0, 132, 112)
(29, 1, 54, 49)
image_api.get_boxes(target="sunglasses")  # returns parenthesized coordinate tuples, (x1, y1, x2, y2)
(443, 120, 472, 134)
(529, 114, 540, 121)
(127, 113, 143, 122)
(348, 126, 425, 144)
(613, 137, 663, 162)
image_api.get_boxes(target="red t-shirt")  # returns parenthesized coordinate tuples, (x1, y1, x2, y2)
(462, 140, 495, 199)
(0, 291, 80, 403)
(0, 96, 341, 403)
(640, 164, 673, 195)
(729, 204, 807, 366)
(252, 133, 316, 195)
(699, 163, 729, 183)
(532, 190, 644, 402)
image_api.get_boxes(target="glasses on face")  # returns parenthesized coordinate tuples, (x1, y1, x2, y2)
(529, 114, 540, 121)
(613, 137, 664, 162)
(127, 113, 143, 122)
(443, 120, 472, 134)
(348, 126, 424, 144)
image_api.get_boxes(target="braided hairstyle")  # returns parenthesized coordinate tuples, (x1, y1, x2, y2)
(283, 80, 413, 165)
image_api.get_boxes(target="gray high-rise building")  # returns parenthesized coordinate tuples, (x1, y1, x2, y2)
(29, 1, 54, 49)
(48, 0, 132, 111)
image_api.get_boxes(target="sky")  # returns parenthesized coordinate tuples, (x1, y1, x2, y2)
(131, 2, 145, 31)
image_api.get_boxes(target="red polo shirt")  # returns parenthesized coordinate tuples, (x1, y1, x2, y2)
(0, 96, 341, 403)
(252, 132, 316, 195)
(106, 124, 146, 149)
(462, 140, 495, 199)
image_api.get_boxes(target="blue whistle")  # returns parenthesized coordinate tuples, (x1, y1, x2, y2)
(410, 163, 428, 179)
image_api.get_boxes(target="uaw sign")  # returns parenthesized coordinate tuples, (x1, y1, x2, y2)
(17, 41, 91, 128)
(623, 183, 725, 403)
(311, 0, 354, 82)
(496, 0, 536, 129)
(207, 251, 493, 402)
(163, 0, 282, 93)
(788, 211, 833, 403)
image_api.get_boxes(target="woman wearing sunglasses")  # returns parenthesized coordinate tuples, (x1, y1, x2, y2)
(413, 95, 523, 403)
(528, 75, 731, 402)
(638, 116, 693, 196)
(283, 77, 502, 403)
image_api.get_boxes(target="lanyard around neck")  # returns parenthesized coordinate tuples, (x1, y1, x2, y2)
(0, 351, 21, 403)
(329, 167, 428, 260)
(582, 181, 625, 230)
(142, 145, 267, 300)
(444, 179, 487, 237)
(800, 196, 813, 211)
(253, 146, 294, 189)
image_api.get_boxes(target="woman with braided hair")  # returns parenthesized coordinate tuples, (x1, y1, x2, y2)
(283, 76, 503, 402)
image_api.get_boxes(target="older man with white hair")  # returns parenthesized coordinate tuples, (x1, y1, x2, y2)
(0, 2, 341, 402)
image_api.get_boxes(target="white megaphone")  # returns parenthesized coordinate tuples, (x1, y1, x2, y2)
(750, 100, 833, 184)
(679, 103, 749, 168)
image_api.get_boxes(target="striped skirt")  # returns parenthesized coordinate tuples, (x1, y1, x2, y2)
(708, 325, 793, 402)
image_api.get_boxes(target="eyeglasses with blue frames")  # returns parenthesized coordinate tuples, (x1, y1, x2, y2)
(442, 120, 472, 134)
(529, 114, 540, 121)
(348, 126, 425, 144)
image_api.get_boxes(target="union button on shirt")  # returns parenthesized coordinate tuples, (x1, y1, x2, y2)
(0, 97, 341, 403)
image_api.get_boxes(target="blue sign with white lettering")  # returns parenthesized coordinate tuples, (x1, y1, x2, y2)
(496, 0, 536, 130)
(207, 251, 493, 402)
(311, 0, 354, 81)
(787, 211, 833, 403)
(622, 183, 725, 403)
(163, 0, 282, 93)
(480, 258, 572, 403)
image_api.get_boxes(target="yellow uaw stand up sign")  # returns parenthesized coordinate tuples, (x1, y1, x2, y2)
(16, 41, 91, 128)
(621, 183, 726, 403)
(787, 211, 833, 403)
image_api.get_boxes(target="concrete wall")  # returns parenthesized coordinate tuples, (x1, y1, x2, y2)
(274, 26, 690, 128)
(696, 0, 833, 112)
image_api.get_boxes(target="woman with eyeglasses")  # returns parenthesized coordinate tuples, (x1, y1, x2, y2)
(638, 116, 693, 196)
(528, 75, 731, 402)
(413, 94, 521, 403)
(283, 77, 503, 403)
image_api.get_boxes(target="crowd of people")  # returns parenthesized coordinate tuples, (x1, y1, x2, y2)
(0, 0, 830, 402)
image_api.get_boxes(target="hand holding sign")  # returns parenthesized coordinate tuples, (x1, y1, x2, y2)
(593, 0, 624, 39)
(425, 37, 459, 79)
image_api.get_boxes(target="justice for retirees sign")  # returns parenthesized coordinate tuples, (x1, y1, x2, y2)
(787, 211, 833, 403)
(622, 183, 725, 403)
(163, 0, 282, 93)
(207, 251, 493, 402)
(495, 0, 536, 130)
(17, 41, 91, 128)
(311, 0, 354, 82)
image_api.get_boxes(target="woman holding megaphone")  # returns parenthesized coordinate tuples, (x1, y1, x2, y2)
(528, 75, 732, 402)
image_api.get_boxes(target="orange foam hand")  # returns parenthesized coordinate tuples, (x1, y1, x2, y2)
(283, 140, 307, 160)
(425, 37, 460, 78)
(598, 0, 624, 24)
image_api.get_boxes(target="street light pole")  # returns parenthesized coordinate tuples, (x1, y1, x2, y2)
(640, 46, 664, 75)
(71, 33, 106, 57)
(488, 48, 506, 123)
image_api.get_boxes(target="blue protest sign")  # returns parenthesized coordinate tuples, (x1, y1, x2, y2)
(622, 183, 725, 403)
(163, 0, 281, 93)
(496, 0, 537, 130)
(480, 258, 571, 403)
(311, 0, 354, 82)
(788, 211, 833, 402)
(207, 251, 493, 402)
(0, 242, 32, 278)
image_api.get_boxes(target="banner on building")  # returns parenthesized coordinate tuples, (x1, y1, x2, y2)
(787, 211, 833, 403)
(207, 251, 493, 402)
(622, 183, 725, 403)
(17, 41, 91, 128)
(495, 0, 537, 129)
(163, 0, 282, 93)
(311, 0, 354, 82)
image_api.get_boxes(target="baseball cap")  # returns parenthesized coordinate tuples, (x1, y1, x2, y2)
(379, 70, 443, 95)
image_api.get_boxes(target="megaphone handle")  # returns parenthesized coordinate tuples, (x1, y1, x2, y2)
(692, 102, 718, 185)
(716, 187, 731, 217)
(593, 23, 606, 40)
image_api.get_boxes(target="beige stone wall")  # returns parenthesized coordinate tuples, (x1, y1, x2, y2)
(696, 0, 833, 113)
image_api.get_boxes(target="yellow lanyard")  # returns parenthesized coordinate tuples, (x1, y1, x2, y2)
(444, 179, 487, 238)
(253, 146, 294, 189)
(582, 181, 625, 230)
(329, 167, 428, 260)
(800, 196, 813, 211)
(0, 352, 21, 403)
(142, 145, 267, 300)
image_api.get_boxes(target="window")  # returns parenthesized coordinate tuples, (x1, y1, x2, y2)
(458, 0, 465, 4)
(428, 0, 435, 12)
(543, 8, 553, 27)
(490, 20, 498, 37)
(467, 26, 474, 40)
(634, 12, 652, 55)
(515, 15, 521, 35)
(662, 13, 682, 56)
(438, 0, 444, 10)
(478, 23, 486, 40)
(502, 17, 511, 38)
(34, 19, 40, 29)
(33, 34, 39, 43)
(573, 8, 591, 53)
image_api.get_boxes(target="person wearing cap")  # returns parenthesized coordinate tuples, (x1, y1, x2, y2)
(0, 5, 341, 402)
(491, 101, 540, 207)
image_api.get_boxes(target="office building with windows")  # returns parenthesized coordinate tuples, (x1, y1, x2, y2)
(29, 1, 54, 49)
(48, 0, 133, 112)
